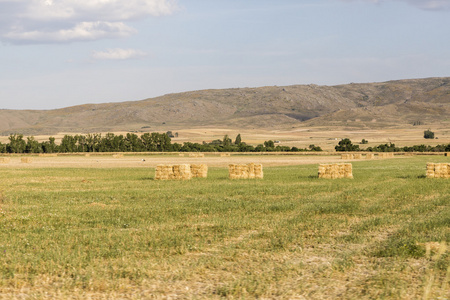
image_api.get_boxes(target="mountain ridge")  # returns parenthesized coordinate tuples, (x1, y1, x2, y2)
(1, 77, 449, 135)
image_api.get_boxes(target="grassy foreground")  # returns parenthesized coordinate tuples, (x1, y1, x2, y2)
(0, 156, 449, 299)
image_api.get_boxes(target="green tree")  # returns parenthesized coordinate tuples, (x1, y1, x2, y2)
(255, 144, 266, 152)
(25, 136, 42, 153)
(264, 140, 275, 150)
(223, 135, 232, 147)
(234, 134, 242, 145)
(159, 133, 172, 151)
(7, 134, 26, 153)
(140, 133, 171, 152)
(0, 142, 6, 153)
(309, 144, 323, 151)
(41, 137, 57, 153)
(424, 130, 435, 139)
(335, 138, 360, 152)
(59, 135, 77, 152)
(125, 133, 143, 152)
(85, 133, 101, 152)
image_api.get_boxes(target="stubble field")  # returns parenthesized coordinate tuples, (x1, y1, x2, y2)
(0, 154, 448, 299)
(2, 123, 450, 152)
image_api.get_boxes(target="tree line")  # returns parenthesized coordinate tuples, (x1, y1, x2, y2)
(0, 133, 322, 154)
(335, 138, 450, 152)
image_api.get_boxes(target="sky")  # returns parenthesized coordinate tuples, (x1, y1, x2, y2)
(0, 0, 449, 110)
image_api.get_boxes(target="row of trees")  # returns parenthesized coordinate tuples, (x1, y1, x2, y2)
(335, 138, 450, 152)
(4, 134, 447, 154)
(0, 133, 322, 154)
(0, 133, 172, 154)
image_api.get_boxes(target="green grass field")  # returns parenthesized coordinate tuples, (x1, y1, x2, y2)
(0, 156, 449, 299)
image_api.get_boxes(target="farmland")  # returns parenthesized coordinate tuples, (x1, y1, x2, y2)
(0, 154, 448, 299)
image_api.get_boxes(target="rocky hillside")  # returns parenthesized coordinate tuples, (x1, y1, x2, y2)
(1, 77, 449, 135)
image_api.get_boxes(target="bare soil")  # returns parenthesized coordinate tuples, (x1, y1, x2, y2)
(0, 153, 351, 169)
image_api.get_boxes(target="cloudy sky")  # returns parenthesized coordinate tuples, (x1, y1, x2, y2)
(1, 0, 449, 110)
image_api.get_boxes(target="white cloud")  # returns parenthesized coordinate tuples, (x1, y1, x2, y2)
(405, 0, 450, 10)
(24, 0, 179, 22)
(5, 22, 136, 43)
(340, 0, 450, 10)
(92, 48, 148, 60)
(0, 0, 178, 44)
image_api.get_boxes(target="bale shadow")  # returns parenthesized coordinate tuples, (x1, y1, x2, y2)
(397, 175, 426, 179)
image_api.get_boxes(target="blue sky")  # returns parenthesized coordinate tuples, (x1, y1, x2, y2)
(1, 0, 449, 110)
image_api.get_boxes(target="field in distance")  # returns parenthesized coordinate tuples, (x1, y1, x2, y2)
(1, 124, 449, 152)
(0, 155, 448, 298)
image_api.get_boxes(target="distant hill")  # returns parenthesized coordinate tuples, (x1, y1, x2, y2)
(1, 77, 449, 135)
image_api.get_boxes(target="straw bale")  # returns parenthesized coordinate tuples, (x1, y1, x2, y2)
(0, 157, 10, 164)
(179, 153, 185, 157)
(319, 163, 353, 179)
(112, 154, 123, 158)
(426, 163, 450, 179)
(189, 153, 204, 158)
(254, 163, 264, 179)
(365, 153, 375, 159)
(190, 164, 208, 178)
(379, 153, 394, 158)
(341, 154, 354, 160)
(21, 157, 32, 163)
(155, 164, 192, 180)
(445, 153, 449, 157)
(85, 154, 91, 157)
(220, 153, 231, 157)
(440, 164, 448, 178)
(353, 154, 362, 159)
(229, 163, 263, 179)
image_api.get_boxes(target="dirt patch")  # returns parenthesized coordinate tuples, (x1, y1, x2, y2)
(0, 154, 347, 168)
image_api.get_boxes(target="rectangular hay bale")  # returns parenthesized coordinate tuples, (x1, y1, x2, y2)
(426, 163, 450, 179)
(319, 163, 353, 179)
(0, 157, 10, 164)
(190, 164, 208, 178)
(155, 164, 192, 180)
(229, 163, 263, 179)
(21, 157, 32, 163)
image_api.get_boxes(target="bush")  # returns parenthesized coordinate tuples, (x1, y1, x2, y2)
(424, 130, 435, 139)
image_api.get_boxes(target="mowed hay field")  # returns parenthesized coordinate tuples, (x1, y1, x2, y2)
(0, 155, 448, 299)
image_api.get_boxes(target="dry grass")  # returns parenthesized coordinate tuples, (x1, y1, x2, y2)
(2, 123, 449, 152)
(0, 154, 347, 168)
